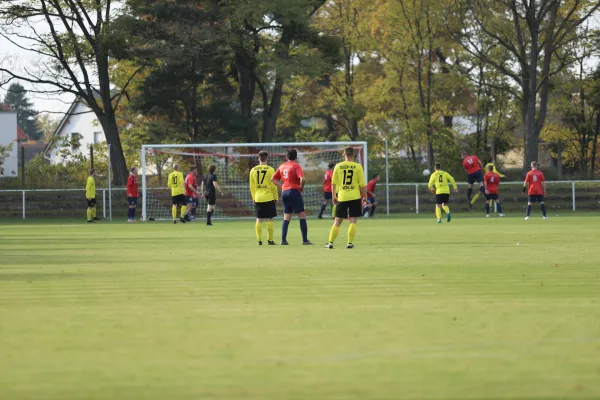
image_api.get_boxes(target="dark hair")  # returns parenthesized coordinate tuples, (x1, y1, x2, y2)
(209, 164, 216, 173)
(372, 173, 380, 179)
(435, 163, 441, 170)
(328, 162, 335, 169)
(258, 151, 269, 161)
(130, 167, 137, 173)
(190, 166, 197, 172)
(487, 165, 494, 171)
(344, 146, 355, 157)
(531, 161, 538, 168)
(90, 168, 95, 175)
(287, 149, 298, 161)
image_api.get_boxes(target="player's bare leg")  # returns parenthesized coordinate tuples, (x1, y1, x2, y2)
(299, 211, 313, 245)
(281, 213, 291, 245)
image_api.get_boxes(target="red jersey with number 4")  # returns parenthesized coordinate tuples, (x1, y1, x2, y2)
(127, 175, 138, 198)
(366, 179, 377, 198)
(484, 171, 500, 195)
(273, 161, 304, 191)
(185, 173, 197, 197)
(323, 169, 333, 193)
(525, 169, 545, 195)
(462, 155, 482, 175)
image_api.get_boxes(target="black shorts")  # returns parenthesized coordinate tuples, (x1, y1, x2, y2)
(127, 197, 138, 206)
(468, 170, 484, 185)
(86, 198, 97, 207)
(255, 201, 277, 219)
(282, 189, 304, 214)
(185, 196, 195, 204)
(528, 195, 545, 203)
(335, 199, 363, 219)
(324, 192, 333, 200)
(435, 194, 450, 205)
(205, 193, 216, 206)
(172, 194, 186, 206)
(485, 194, 499, 201)
(367, 197, 376, 205)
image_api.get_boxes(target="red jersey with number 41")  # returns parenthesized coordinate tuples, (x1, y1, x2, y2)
(185, 173, 197, 197)
(127, 174, 138, 198)
(484, 171, 500, 195)
(462, 155, 482, 175)
(525, 169, 545, 195)
(323, 169, 333, 193)
(273, 161, 304, 191)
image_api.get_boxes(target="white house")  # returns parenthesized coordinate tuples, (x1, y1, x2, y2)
(44, 97, 105, 163)
(0, 111, 18, 177)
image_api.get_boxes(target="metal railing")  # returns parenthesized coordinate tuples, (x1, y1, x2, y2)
(1, 180, 599, 220)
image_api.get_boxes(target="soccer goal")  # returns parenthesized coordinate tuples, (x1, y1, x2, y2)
(140, 142, 368, 221)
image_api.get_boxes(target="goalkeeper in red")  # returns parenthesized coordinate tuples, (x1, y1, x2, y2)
(325, 147, 367, 249)
(428, 163, 458, 223)
(249, 151, 279, 245)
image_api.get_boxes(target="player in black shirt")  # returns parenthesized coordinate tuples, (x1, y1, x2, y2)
(201, 165, 223, 225)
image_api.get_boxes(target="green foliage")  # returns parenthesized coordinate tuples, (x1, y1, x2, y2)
(2, 83, 42, 140)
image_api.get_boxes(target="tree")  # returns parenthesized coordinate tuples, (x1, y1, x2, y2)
(2, 83, 42, 140)
(0, 0, 145, 184)
(447, 0, 600, 170)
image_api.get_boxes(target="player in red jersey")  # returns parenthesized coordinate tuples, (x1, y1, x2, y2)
(461, 152, 485, 209)
(317, 162, 335, 219)
(363, 174, 380, 217)
(271, 149, 313, 245)
(126, 167, 138, 222)
(184, 166, 200, 221)
(523, 161, 547, 220)
(484, 165, 504, 218)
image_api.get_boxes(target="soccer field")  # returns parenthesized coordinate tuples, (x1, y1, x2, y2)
(1, 216, 599, 399)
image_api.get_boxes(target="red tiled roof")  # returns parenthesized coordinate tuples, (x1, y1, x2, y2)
(17, 126, 30, 141)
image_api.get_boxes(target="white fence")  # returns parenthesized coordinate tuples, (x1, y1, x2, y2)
(0, 180, 599, 220)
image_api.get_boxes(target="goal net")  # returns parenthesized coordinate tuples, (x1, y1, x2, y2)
(140, 142, 368, 221)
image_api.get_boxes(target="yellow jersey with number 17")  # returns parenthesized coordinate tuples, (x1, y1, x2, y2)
(249, 164, 278, 203)
(168, 171, 185, 196)
(428, 170, 457, 195)
(332, 161, 366, 202)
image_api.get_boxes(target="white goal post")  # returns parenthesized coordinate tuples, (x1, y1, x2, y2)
(140, 142, 368, 221)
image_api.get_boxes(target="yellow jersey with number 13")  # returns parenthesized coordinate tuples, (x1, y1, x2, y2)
(428, 170, 457, 195)
(168, 171, 185, 196)
(332, 161, 366, 202)
(249, 165, 278, 203)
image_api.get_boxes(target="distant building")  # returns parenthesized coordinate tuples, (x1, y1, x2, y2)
(43, 96, 105, 163)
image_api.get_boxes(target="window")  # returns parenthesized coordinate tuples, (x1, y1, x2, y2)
(70, 132, 81, 151)
(93, 132, 103, 145)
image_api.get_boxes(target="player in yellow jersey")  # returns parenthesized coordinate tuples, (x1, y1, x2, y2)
(249, 151, 279, 245)
(428, 163, 458, 223)
(168, 164, 187, 224)
(86, 169, 99, 223)
(326, 147, 367, 249)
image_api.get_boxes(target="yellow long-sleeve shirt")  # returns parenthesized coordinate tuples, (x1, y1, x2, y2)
(86, 176, 96, 199)
(249, 164, 278, 202)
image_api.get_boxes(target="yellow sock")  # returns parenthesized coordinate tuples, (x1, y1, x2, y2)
(266, 221, 274, 242)
(470, 193, 480, 205)
(180, 205, 187, 218)
(443, 205, 450, 214)
(255, 222, 263, 241)
(87, 209, 92, 221)
(328, 225, 340, 243)
(435, 207, 442, 219)
(91, 207, 96, 218)
(347, 223, 357, 244)
(172, 205, 177, 220)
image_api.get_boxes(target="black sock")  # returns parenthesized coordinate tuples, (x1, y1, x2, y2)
(467, 188, 473, 201)
(370, 205, 376, 217)
(318, 204, 326, 218)
(485, 203, 490, 214)
(207, 211, 213, 222)
(131, 208, 135, 220)
(497, 203, 503, 213)
(541, 204, 547, 217)
(526, 205, 532, 216)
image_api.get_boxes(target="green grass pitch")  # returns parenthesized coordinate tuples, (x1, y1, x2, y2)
(1, 215, 600, 399)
